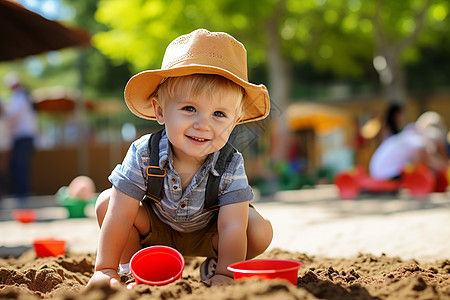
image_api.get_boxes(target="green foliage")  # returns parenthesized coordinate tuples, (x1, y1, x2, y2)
(0, 50, 81, 97)
(92, 0, 408, 78)
(94, 0, 194, 70)
(5, 0, 447, 102)
(61, 0, 134, 98)
(92, 0, 279, 71)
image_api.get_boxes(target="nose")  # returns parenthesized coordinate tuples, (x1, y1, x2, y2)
(193, 113, 210, 130)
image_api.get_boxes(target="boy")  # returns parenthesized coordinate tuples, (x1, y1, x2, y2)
(87, 29, 273, 287)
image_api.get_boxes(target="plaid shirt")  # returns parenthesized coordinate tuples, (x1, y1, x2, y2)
(109, 130, 254, 232)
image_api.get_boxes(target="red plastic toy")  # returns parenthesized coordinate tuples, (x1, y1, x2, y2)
(130, 246, 185, 286)
(227, 259, 303, 285)
(12, 209, 37, 223)
(334, 165, 448, 199)
(33, 238, 66, 257)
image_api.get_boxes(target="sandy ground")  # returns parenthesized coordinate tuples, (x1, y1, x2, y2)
(1, 184, 449, 261)
(1, 185, 450, 299)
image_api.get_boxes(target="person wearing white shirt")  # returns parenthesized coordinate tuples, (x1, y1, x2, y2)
(3, 72, 38, 202)
(0, 101, 11, 199)
(369, 111, 448, 180)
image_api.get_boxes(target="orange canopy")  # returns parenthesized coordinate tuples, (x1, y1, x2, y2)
(286, 102, 350, 135)
(0, 0, 90, 62)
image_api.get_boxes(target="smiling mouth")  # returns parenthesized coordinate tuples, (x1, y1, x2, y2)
(187, 135, 210, 142)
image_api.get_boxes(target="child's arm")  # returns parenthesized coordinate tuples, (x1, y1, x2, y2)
(211, 201, 249, 285)
(87, 186, 141, 287)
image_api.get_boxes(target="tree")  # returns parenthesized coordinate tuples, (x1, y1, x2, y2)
(62, 0, 134, 99)
(304, 0, 449, 105)
(93, 0, 449, 159)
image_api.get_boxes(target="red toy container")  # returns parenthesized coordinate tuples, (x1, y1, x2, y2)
(12, 209, 37, 223)
(227, 259, 303, 285)
(130, 246, 185, 285)
(33, 238, 66, 257)
(334, 173, 360, 199)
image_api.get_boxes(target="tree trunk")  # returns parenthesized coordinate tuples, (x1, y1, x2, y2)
(376, 47, 407, 104)
(265, 7, 291, 161)
(372, 0, 431, 105)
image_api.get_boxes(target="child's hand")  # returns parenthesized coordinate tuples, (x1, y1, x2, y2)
(86, 269, 121, 288)
(203, 274, 234, 286)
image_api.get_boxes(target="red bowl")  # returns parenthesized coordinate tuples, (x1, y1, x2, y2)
(12, 209, 37, 223)
(33, 238, 66, 257)
(130, 246, 185, 285)
(227, 259, 303, 285)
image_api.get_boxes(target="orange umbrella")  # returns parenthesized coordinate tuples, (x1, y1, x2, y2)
(32, 87, 93, 114)
(0, 0, 90, 62)
(286, 102, 350, 135)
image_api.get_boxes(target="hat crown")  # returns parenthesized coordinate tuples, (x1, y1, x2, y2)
(124, 29, 270, 123)
(161, 29, 248, 81)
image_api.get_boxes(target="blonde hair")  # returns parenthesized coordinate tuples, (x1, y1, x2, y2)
(155, 74, 244, 117)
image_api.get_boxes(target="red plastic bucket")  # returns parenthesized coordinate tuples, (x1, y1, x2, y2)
(130, 246, 185, 285)
(33, 238, 66, 257)
(12, 209, 37, 223)
(227, 259, 302, 285)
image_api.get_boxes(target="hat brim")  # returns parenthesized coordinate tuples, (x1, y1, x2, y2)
(124, 65, 270, 124)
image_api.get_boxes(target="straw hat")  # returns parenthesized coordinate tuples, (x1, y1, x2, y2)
(124, 29, 270, 123)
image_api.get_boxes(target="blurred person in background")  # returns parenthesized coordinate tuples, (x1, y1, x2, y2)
(382, 103, 404, 141)
(2, 72, 38, 205)
(0, 100, 11, 202)
(369, 111, 448, 180)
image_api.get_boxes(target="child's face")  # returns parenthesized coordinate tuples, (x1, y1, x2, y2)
(153, 91, 241, 161)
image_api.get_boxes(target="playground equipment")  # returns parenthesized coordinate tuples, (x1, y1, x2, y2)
(334, 165, 448, 199)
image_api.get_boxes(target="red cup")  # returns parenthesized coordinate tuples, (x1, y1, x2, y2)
(12, 209, 37, 223)
(227, 259, 303, 285)
(334, 173, 360, 199)
(130, 246, 185, 285)
(33, 238, 66, 257)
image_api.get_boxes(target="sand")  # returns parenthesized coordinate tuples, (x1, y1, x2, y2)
(1, 185, 450, 299)
(1, 249, 450, 299)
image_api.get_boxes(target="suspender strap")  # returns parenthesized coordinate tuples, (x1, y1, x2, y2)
(144, 130, 165, 203)
(143, 129, 236, 213)
(204, 142, 237, 212)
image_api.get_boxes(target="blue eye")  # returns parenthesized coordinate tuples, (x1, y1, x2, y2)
(183, 106, 196, 112)
(214, 111, 226, 117)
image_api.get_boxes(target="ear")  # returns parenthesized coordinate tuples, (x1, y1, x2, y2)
(152, 98, 165, 125)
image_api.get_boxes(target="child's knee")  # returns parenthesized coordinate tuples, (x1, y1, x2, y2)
(95, 188, 112, 223)
(247, 210, 273, 251)
(254, 219, 273, 248)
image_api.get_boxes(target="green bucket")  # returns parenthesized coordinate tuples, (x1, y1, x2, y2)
(56, 187, 94, 218)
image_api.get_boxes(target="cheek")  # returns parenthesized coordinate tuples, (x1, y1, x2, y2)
(163, 116, 187, 139)
(165, 113, 187, 128)
(215, 122, 236, 143)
